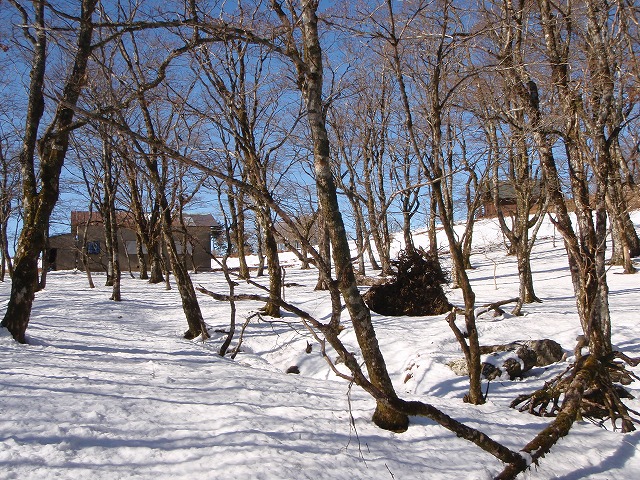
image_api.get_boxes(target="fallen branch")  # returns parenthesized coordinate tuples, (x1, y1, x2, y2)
(197, 285, 267, 303)
(230, 312, 259, 360)
(475, 298, 519, 318)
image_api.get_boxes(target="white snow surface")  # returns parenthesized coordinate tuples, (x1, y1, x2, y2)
(2, 215, 640, 479)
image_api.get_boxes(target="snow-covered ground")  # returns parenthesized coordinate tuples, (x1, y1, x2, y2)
(1, 215, 640, 479)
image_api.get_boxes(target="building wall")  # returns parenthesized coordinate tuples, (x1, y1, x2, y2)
(49, 225, 213, 272)
(48, 233, 78, 271)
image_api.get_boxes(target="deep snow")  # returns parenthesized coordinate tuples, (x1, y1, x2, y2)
(1, 215, 640, 479)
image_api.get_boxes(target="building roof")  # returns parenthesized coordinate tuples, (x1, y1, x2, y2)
(71, 211, 136, 228)
(179, 213, 218, 227)
(71, 211, 218, 229)
(481, 181, 542, 201)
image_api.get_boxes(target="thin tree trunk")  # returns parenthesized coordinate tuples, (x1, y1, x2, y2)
(255, 218, 265, 276)
(234, 192, 250, 279)
(78, 216, 96, 288)
(365, 234, 381, 271)
(38, 222, 50, 291)
(428, 191, 439, 258)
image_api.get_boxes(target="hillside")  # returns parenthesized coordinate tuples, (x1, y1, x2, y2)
(1, 215, 639, 479)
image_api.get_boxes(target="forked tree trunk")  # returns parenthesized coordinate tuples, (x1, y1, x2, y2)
(1, 0, 97, 343)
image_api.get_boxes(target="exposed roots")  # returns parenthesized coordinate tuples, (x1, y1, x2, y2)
(496, 354, 639, 479)
(511, 353, 640, 432)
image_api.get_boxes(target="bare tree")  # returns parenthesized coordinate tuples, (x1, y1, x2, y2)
(1, 0, 98, 343)
(113, 28, 209, 339)
(483, 3, 639, 463)
(195, 0, 410, 431)
(120, 148, 165, 283)
(368, 0, 485, 404)
(476, 2, 550, 312)
(189, 38, 294, 316)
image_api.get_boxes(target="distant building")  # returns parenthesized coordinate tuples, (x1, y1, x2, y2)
(48, 211, 219, 272)
(478, 181, 542, 218)
(274, 213, 320, 253)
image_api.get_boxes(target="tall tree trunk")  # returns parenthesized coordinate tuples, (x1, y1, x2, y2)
(382, 0, 482, 403)
(1, 0, 97, 343)
(535, 0, 614, 357)
(294, 1, 408, 431)
(102, 136, 121, 300)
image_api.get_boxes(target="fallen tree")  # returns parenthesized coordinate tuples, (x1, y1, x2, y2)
(363, 248, 452, 316)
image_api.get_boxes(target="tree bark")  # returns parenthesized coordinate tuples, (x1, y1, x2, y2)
(257, 206, 281, 317)
(291, 1, 408, 431)
(1, 0, 97, 343)
(135, 233, 148, 280)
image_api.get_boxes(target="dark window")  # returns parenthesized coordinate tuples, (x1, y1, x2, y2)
(87, 241, 100, 255)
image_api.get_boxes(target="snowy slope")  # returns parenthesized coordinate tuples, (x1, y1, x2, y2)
(1, 215, 640, 479)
